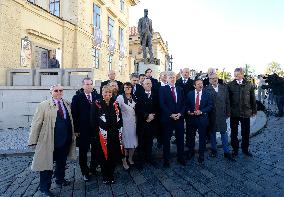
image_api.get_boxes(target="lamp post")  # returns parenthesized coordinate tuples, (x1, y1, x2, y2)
(168, 55, 173, 71)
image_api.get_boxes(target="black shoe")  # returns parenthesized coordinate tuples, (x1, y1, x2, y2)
(242, 150, 253, 157)
(186, 152, 195, 160)
(197, 157, 204, 164)
(163, 160, 170, 168)
(83, 175, 90, 182)
(40, 190, 53, 197)
(224, 153, 236, 161)
(55, 179, 71, 186)
(209, 151, 217, 158)
(232, 150, 238, 157)
(177, 158, 186, 166)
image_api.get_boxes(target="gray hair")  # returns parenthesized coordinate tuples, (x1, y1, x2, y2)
(82, 77, 93, 85)
(130, 73, 139, 79)
(49, 84, 63, 91)
(167, 71, 176, 77)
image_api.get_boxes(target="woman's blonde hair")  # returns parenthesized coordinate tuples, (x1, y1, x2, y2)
(101, 85, 112, 93)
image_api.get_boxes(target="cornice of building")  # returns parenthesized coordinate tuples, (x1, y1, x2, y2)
(96, 0, 106, 6)
(128, 0, 140, 6)
(106, 7, 118, 18)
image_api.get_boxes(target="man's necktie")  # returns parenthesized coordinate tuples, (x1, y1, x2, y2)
(57, 101, 64, 119)
(87, 94, 92, 104)
(171, 87, 177, 103)
(195, 92, 200, 111)
(183, 79, 186, 84)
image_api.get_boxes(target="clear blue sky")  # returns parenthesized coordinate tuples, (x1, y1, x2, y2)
(129, 0, 284, 74)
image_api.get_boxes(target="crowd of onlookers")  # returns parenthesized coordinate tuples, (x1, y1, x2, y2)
(27, 66, 284, 196)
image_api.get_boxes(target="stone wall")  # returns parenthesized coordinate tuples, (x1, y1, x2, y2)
(0, 86, 100, 130)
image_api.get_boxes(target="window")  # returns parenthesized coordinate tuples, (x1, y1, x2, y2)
(119, 27, 124, 49)
(108, 55, 113, 71)
(93, 4, 101, 29)
(120, 0, 125, 12)
(49, 0, 60, 17)
(108, 17, 115, 42)
(92, 48, 100, 69)
(27, 0, 36, 4)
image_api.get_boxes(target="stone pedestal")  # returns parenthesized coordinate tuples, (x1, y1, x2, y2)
(137, 61, 162, 79)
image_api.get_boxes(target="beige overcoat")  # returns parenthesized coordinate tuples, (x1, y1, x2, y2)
(28, 98, 76, 171)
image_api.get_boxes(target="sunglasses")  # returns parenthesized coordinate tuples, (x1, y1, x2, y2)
(54, 89, 63, 92)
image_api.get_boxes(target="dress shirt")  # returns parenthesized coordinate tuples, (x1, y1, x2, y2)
(237, 79, 243, 85)
(145, 91, 151, 98)
(212, 84, 219, 92)
(181, 77, 189, 84)
(85, 92, 92, 102)
(160, 81, 167, 86)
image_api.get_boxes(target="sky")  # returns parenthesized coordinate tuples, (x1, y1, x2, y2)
(129, 0, 284, 74)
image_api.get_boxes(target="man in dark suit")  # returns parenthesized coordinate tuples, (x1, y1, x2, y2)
(145, 68, 159, 88)
(136, 79, 159, 167)
(159, 71, 186, 167)
(185, 79, 213, 164)
(176, 68, 195, 147)
(71, 78, 101, 181)
(130, 73, 144, 98)
(100, 70, 123, 94)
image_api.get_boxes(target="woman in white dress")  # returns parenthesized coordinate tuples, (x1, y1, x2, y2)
(116, 82, 138, 170)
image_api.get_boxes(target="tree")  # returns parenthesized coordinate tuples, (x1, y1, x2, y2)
(265, 61, 283, 75)
(216, 69, 232, 82)
(243, 64, 255, 77)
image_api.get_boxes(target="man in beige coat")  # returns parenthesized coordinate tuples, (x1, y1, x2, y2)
(28, 84, 76, 196)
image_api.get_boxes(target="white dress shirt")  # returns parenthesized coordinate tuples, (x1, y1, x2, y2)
(181, 77, 188, 84)
(212, 84, 219, 92)
(53, 99, 67, 119)
(85, 93, 92, 102)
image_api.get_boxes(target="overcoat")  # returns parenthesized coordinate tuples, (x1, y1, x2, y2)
(28, 98, 76, 171)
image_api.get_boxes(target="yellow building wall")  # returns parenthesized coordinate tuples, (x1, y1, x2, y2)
(0, 0, 137, 85)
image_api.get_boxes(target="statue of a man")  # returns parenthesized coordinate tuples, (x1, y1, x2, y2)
(138, 9, 154, 63)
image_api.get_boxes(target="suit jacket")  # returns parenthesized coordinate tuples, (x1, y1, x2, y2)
(136, 91, 159, 123)
(100, 80, 123, 94)
(159, 85, 185, 122)
(206, 84, 230, 132)
(71, 91, 101, 147)
(132, 83, 144, 98)
(185, 90, 213, 117)
(175, 78, 195, 97)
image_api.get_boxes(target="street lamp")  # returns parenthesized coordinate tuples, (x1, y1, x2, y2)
(168, 55, 173, 71)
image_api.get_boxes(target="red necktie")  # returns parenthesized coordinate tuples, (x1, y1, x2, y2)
(57, 101, 64, 119)
(195, 92, 200, 111)
(171, 87, 177, 103)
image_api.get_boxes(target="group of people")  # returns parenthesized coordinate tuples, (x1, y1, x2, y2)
(28, 67, 257, 196)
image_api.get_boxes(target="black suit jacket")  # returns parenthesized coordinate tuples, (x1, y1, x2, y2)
(100, 80, 123, 94)
(136, 91, 159, 133)
(132, 84, 144, 98)
(175, 78, 195, 96)
(71, 91, 101, 148)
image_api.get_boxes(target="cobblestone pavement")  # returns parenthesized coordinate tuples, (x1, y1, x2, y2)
(0, 116, 283, 197)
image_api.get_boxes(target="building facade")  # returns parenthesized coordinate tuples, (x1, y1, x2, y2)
(128, 26, 170, 76)
(0, 0, 139, 85)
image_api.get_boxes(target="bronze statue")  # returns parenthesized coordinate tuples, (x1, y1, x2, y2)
(138, 9, 154, 63)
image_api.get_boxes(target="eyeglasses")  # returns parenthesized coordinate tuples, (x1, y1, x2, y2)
(124, 87, 132, 89)
(54, 89, 63, 92)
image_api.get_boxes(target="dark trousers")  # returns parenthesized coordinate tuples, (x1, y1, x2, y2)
(163, 119, 184, 162)
(187, 115, 208, 159)
(275, 95, 284, 116)
(230, 117, 250, 152)
(138, 123, 155, 163)
(39, 145, 68, 192)
(101, 159, 116, 181)
(79, 142, 97, 176)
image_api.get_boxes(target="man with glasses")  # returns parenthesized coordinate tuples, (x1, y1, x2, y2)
(28, 85, 76, 196)
(71, 78, 101, 181)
